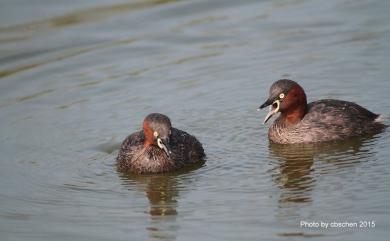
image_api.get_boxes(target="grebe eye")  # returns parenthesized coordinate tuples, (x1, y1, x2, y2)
(279, 93, 285, 99)
(153, 131, 159, 137)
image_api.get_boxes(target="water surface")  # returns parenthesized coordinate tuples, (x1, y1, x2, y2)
(1, 0, 390, 240)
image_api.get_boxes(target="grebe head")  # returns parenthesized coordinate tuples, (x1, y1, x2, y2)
(143, 113, 172, 157)
(258, 79, 307, 124)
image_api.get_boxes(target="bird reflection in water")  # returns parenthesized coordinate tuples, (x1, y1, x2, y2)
(120, 172, 178, 240)
(119, 163, 204, 241)
(268, 134, 380, 206)
(269, 142, 314, 204)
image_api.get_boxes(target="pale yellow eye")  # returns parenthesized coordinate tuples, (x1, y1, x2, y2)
(279, 93, 285, 99)
(153, 131, 159, 137)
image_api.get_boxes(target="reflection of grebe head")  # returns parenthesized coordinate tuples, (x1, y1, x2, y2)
(258, 79, 307, 124)
(143, 113, 172, 157)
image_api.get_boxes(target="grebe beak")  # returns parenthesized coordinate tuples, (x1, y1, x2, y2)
(258, 99, 280, 124)
(157, 138, 172, 157)
(258, 98, 273, 110)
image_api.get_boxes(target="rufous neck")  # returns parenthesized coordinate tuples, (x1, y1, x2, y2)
(143, 121, 154, 148)
(281, 84, 307, 125)
(282, 104, 307, 125)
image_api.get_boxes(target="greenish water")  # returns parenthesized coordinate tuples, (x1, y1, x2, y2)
(0, 0, 389, 240)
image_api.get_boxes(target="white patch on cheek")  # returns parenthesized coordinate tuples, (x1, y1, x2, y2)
(157, 138, 163, 148)
(157, 138, 170, 155)
(263, 99, 281, 124)
(153, 131, 159, 137)
(272, 99, 280, 112)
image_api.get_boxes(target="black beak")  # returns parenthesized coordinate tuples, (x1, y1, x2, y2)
(257, 98, 273, 111)
(157, 138, 172, 158)
(257, 96, 281, 124)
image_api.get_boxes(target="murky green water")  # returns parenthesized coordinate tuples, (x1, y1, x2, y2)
(1, 0, 389, 240)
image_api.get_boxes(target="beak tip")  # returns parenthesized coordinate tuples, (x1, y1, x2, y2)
(259, 98, 279, 123)
(259, 102, 269, 109)
(258, 103, 267, 111)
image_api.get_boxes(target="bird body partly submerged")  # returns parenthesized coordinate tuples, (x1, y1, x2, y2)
(268, 99, 384, 144)
(259, 79, 386, 144)
(117, 114, 205, 174)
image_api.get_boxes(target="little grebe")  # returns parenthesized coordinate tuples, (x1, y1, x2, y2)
(258, 79, 386, 144)
(117, 113, 205, 174)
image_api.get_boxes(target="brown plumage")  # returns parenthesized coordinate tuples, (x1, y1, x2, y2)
(259, 79, 386, 144)
(117, 113, 205, 174)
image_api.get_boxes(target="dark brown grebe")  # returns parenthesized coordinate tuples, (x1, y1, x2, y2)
(258, 79, 386, 144)
(117, 113, 205, 174)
